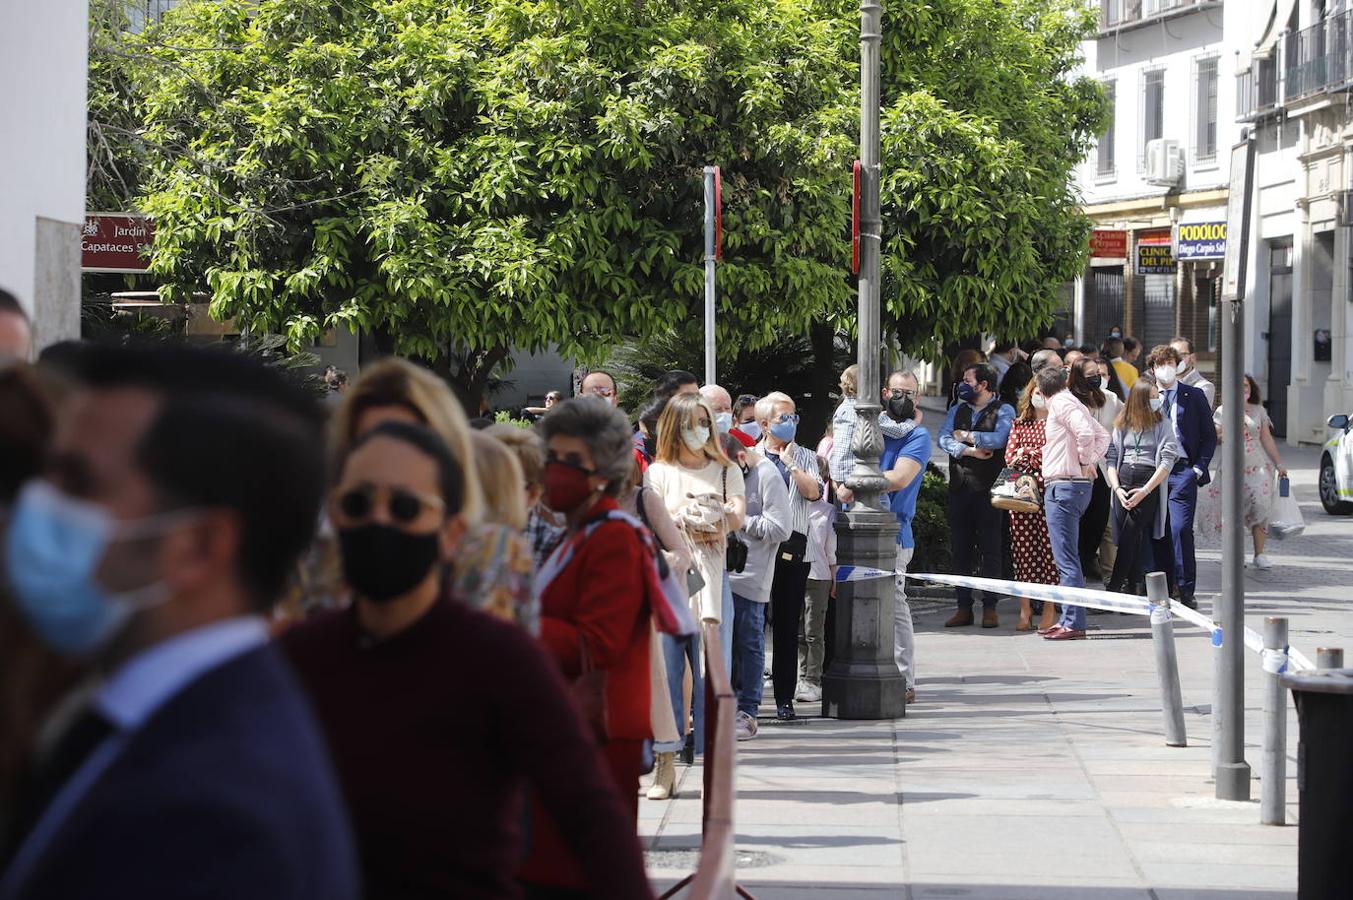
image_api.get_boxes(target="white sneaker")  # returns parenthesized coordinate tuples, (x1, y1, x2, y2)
(735, 710, 758, 741)
(794, 681, 822, 703)
(1253, 554, 1274, 570)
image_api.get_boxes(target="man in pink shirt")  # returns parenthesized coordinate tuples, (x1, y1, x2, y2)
(1037, 367, 1109, 640)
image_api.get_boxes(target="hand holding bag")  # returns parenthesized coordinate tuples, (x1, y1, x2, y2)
(1269, 476, 1306, 539)
(990, 465, 1041, 513)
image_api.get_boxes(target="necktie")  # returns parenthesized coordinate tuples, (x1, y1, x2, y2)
(1, 705, 115, 865)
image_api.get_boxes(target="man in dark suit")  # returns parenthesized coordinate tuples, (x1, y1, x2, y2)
(0, 344, 358, 900)
(1146, 344, 1217, 610)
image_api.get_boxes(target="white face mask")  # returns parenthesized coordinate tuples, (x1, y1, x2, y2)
(1030, 394, 1047, 410)
(1154, 365, 1177, 386)
(714, 412, 733, 434)
(1176, 357, 1190, 375)
(681, 425, 710, 453)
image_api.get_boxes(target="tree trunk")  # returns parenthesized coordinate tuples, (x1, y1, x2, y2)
(447, 345, 510, 417)
(805, 320, 838, 449)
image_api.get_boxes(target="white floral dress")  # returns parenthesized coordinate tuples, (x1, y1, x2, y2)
(1196, 403, 1274, 541)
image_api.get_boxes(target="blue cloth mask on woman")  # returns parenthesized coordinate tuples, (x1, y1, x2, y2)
(768, 417, 798, 444)
(5, 480, 174, 656)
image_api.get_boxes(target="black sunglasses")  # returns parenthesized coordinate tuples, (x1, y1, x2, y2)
(334, 484, 444, 525)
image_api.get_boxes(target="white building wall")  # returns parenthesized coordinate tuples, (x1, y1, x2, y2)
(0, 1, 88, 351)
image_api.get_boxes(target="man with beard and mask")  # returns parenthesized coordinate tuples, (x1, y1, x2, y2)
(1170, 336, 1215, 409)
(1148, 344, 1216, 610)
(0, 344, 358, 900)
(876, 371, 931, 703)
(938, 363, 1015, 628)
(727, 434, 791, 740)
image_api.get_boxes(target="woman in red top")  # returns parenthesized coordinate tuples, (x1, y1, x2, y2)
(1004, 378, 1061, 633)
(521, 397, 653, 897)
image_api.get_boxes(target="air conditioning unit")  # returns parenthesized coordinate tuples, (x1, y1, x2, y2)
(1145, 138, 1184, 186)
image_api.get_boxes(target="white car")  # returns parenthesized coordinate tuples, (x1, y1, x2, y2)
(1320, 413, 1353, 515)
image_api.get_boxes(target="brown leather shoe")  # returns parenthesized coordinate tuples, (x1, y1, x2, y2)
(944, 610, 975, 628)
(981, 609, 999, 629)
(1043, 626, 1087, 641)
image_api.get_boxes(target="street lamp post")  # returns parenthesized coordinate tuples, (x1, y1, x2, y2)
(821, 0, 906, 721)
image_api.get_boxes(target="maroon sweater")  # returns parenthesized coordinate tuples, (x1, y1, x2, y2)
(281, 598, 653, 900)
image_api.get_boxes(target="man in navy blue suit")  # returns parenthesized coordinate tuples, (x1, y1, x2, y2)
(1146, 344, 1217, 610)
(1, 345, 358, 900)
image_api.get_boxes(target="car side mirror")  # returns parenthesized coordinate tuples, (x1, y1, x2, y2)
(1329, 414, 1350, 431)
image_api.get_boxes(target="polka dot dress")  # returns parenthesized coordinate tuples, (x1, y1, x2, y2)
(1005, 419, 1061, 586)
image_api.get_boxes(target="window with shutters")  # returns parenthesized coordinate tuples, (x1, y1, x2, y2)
(1194, 58, 1218, 163)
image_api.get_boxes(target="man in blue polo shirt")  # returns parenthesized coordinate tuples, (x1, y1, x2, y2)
(879, 370, 932, 704)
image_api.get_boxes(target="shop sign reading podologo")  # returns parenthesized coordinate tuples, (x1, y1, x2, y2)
(1176, 221, 1226, 260)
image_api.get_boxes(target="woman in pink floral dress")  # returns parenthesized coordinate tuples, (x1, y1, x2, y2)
(1003, 380, 1060, 632)
(1198, 375, 1288, 568)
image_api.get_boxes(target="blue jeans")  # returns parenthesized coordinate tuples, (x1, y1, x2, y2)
(732, 593, 767, 718)
(1044, 480, 1092, 630)
(658, 631, 704, 755)
(1168, 466, 1199, 599)
(720, 573, 734, 673)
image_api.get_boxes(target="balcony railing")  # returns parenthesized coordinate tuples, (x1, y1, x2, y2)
(1285, 11, 1353, 102)
(1100, 0, 1208, 31)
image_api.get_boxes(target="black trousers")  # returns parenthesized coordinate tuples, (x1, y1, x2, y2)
(769, 553, 811, 707)
(1107, 464, 1176, 594)
(947, 486, 1003, 610)
(1080, 470, 1111, 572)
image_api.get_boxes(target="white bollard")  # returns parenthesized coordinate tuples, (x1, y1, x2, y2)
(1260, 616, 1288, 826)
(1147, 572, 1187, 747)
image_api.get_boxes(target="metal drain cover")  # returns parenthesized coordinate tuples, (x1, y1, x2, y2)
(645, 849, 780, 869)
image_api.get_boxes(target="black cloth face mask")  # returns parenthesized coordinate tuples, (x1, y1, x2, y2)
(338, 523, 441, 604)
(886, 395, 915, 423)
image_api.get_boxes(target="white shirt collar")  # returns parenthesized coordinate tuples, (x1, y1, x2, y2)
(96, 616, 269, 731)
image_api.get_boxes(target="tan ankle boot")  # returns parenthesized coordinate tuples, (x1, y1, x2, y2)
(646, 752, 676, 800)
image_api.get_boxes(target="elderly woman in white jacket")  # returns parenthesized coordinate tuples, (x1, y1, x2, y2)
(727, 443, 791, 742)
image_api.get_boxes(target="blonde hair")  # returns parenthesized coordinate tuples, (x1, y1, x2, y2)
(331, 358, 483, 523)
(1014, 379, 1039, 423)
(754, 391, 795, 424)
(655, 393, 731, 467)
(839, 365, 859, 399)
(468, 430, 528, 530)
(486, 423, 545, 487)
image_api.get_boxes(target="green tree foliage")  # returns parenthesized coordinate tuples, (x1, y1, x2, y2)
(129, 0, 1103, 403)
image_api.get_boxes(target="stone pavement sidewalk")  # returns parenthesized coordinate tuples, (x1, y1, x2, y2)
(643, 445, 1351, 899)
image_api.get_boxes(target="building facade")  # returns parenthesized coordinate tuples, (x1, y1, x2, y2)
(1077, 0, 1353, 443)
(1, 1, 89, 351)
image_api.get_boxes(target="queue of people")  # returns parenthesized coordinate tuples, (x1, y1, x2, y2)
(0, 285, 1292, 899)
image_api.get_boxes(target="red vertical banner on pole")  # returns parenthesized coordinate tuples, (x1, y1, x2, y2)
(714, 166, 722, 261)
(852, 160, 861, 275)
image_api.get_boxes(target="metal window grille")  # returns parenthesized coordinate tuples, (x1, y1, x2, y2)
(1195, 59, 1218, 161)
(1098, 81, 1117, 176)
(1140, 70, 1164, 170)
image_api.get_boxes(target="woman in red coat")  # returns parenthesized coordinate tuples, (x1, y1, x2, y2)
(520, 396, 653, 897)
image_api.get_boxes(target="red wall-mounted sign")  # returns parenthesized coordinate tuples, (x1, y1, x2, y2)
(1089, 229, 1127, 259)
(82, 213, 154, 272)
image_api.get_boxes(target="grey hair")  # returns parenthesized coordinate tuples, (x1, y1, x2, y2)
(1030, 349, 1062, 373)
(537, 396, 635, 496)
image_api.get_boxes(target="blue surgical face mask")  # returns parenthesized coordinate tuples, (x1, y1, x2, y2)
(4, 481, 178, 656)
(1149, 397, 1164, 413)
(714, 412, 733, 434)
(768, 415, 798, 444)
(739, 421, 762, 441)
(956, 383, 978, 403)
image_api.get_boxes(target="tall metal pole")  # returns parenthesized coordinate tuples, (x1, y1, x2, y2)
(703, 166, 717, 386)
(1216, 134, 1256, 800)
(822, 0, 904, 721)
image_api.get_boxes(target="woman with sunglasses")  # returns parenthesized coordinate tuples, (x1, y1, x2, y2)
(520, 396, 658, 896)
(754, 391, 825, 721)
(281, 422, 652, 900)
(643, 393, 746, 758)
